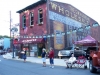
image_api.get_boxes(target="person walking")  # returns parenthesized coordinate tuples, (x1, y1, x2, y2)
(22, 48, 27, 63)
(41, 48, 46, 67)
(48, 47, 54, 68)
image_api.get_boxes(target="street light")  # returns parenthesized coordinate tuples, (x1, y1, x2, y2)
(11, 27, 18, 58)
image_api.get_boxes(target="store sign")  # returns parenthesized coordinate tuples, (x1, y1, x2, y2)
(22, 39, 37, 43)
(49, 2, 90, 25)
(13, 39, 18, 44)
(11, 27, 18, 32)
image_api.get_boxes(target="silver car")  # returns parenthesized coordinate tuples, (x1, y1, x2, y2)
(58, 47, 74, 58)
(58, 47, 86, 59)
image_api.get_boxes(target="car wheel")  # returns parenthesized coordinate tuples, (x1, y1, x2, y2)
(89, 60, 97, 73)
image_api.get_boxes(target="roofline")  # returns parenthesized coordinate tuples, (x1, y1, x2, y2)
(16, 0, 47, 13)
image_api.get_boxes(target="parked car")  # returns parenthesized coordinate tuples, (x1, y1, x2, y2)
(0, 50, 6, 55)
(58, 47, 86, 59)
(58, 47, 73, 58)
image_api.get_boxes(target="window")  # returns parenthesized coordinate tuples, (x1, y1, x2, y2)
(38, 8, 43, 24)
(22, 15, 26, 28)
(30, 12, 34, 26)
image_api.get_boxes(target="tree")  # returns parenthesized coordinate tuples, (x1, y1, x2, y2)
(3, 35, 10, 38)
(0, 35, 10, 39)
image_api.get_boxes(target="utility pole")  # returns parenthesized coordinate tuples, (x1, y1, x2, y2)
(9, 11, 15, 58)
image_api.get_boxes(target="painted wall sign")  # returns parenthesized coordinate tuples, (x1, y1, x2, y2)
(49, 1, 91, 25)
(49, 11, 82, 27)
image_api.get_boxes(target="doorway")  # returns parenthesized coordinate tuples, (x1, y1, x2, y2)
(37, 43, 45, 56)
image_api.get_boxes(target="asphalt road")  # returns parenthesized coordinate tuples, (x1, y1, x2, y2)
(0, 56, 100, 75)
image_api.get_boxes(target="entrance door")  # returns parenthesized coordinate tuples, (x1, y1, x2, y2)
(37, 43, 45, 56)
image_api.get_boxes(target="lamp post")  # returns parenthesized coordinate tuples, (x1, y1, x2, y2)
(11, 27, 18, 58)
(12, 30, 15, 58)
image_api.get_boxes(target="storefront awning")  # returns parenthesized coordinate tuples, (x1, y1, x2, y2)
(16, 38, 45, 44)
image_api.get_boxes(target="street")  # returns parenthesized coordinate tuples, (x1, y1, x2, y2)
(0, 56, 99, 75)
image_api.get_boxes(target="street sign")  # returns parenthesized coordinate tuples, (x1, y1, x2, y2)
(11, 27, 18, 32)
(13, 39, 18, 45)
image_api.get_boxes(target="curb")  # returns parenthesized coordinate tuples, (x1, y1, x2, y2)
(4, 57, 89, 69)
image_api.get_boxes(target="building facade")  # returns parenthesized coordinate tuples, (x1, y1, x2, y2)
(17, 0, 47, 56)
(0, 38, 10, 50)
(17, 0, 100, 57)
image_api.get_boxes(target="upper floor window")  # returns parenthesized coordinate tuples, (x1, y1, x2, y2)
(30, 12, 34, 26)
(22, 15, 26, 28)
(38, 8, 43, 25)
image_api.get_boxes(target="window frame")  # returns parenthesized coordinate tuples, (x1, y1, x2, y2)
(38, 8, 43, 25)
(30, 12, 34, 26)
(22, 15, 26, 28)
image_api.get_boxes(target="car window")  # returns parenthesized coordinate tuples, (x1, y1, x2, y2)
(65, 47, 72, 50)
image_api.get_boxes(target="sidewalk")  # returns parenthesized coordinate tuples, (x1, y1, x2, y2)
(2, 53, 89, 68)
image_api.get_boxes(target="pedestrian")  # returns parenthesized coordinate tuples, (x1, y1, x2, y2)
(22, 48, 27, 62)
(41, 48, 46, 67)
(48, 47, 54, 68)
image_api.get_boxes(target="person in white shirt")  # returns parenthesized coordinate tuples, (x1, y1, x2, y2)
(64, 54, 76, 68)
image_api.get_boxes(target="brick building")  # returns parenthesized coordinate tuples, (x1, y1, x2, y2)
(17, 0, 100, 57)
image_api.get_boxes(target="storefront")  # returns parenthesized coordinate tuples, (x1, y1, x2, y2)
(17, 38, 46, 57)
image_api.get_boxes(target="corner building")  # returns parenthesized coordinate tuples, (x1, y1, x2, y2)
(17, 0, 100, 57)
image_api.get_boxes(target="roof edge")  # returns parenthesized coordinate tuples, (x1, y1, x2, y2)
(16, 0, 47, 13)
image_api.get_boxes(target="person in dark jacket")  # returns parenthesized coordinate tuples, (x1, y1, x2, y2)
(41, 48, 46, 67)
(49, 47, 54, 68)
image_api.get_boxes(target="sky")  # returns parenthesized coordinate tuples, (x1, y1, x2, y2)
(0, 0, 100, 36)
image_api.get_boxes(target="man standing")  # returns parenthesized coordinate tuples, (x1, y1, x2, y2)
(49, 47, 54, 68)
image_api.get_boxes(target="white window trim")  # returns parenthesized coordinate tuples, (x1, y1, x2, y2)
(30, 12, 34, 26)
(38, 8, 43, 25)
(22, 15, 26, 28)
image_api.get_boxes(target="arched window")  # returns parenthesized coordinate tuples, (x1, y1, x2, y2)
(22, 15, 26, 28)
(38, 8, 43, 25)
(30, 12, 34, 26)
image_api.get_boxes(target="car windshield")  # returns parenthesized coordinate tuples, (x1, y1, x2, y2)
(64, 47, 73, 50)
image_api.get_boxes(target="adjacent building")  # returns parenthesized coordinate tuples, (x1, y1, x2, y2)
(17, 0, 100, 57)
(0, 38, 10, 50)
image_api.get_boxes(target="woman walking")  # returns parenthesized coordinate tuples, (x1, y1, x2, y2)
(48, 47, 54, 68)
(41, 48, 46, 67)
(22, 48, 27, 63)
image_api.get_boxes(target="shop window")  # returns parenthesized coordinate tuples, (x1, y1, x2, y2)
(22, 15, 26, 28)
(30, 12, 34, 26)
(38, 8, 43, 25)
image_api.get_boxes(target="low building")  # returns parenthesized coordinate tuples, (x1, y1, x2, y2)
(0, 38, 10, 50)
